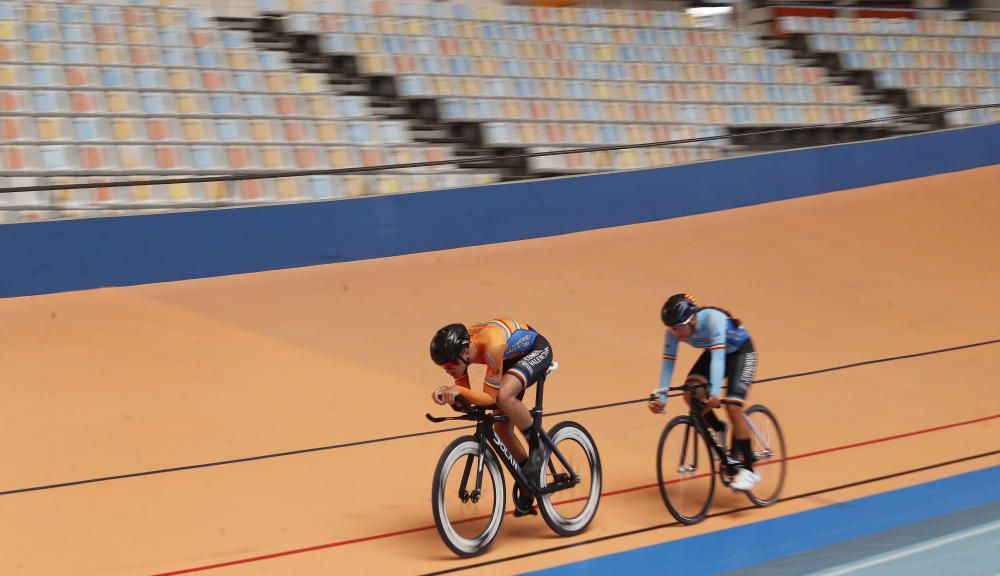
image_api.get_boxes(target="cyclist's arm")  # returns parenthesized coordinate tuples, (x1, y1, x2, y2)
(482, 341, 507, 399)
(704, 312, 728, 398)
(658, 330, 679, 402)
(453, 373, 472, 390)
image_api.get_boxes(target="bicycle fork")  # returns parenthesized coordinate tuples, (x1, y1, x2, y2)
(678, 421, 704, 475)
(457, 440, 488, 504)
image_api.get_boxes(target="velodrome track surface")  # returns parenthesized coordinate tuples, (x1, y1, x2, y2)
(0, 165, 997, 574)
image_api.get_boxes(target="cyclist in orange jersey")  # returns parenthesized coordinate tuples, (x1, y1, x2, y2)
(430, 319, 553, 513)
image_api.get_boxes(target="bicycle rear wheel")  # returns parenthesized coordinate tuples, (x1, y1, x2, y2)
(536, 421, 602, 536)
(431, 436, 506, 557)
(656, 416, 715, 524)
(743, 405, 786, 507)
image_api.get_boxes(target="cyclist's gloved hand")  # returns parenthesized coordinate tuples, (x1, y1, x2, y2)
(648, 397, 666, 414)
(432, 386, 460, 405)
(705, 395, 721, 409)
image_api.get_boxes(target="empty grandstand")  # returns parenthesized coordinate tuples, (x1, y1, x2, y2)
(0, 0, 996, 222)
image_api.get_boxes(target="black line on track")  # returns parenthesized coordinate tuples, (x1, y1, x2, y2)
(2, 339, 996, 496)
(416, 450, 1000, 575)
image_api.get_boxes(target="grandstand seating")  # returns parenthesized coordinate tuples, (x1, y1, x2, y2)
(0, 0, 996, 222)
(261, 0, 897, 162)
(776, 15, 1000, 126)
(0, 0, 496, 222)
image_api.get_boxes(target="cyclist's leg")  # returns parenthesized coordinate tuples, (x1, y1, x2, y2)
(494, 379, 530, 464)
(723, 339, 757, 468)
(499, 336, 553, 498)
(686, 351, 724, 432)
(497, 335, 553, 437)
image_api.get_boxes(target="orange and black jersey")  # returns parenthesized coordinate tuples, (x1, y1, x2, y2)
(454, 318, 539, 395)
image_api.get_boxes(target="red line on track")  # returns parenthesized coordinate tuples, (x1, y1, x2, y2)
(153, 413, 999, 575)
(151, 524, 438, 576)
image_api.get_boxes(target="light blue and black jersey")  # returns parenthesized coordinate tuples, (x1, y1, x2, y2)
(658, 308, 752, 402)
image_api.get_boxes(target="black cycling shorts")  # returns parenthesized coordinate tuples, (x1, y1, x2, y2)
(502, 333, 553, 400)
(686, 338, 756, 404)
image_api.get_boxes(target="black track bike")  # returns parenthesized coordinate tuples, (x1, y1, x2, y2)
(653, 382, 786, 524)
(427, 363, 602, 557)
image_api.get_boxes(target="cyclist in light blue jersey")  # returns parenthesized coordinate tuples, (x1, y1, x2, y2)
(648, 294, 760, 491)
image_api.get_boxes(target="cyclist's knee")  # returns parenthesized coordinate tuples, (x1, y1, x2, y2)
(497, 377, 524, 407)
(684, 376, 707, 403)
(724, 401, 744, 418)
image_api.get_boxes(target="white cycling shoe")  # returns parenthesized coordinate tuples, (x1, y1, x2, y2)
(730, 468, 760, 492)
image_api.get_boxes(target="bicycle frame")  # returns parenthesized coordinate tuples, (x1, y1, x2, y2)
(670, 384, 775, 466)
(443, 374, 582, 499)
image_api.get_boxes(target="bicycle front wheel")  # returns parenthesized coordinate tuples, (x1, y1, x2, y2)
(536, 421, 602, 536)
(744, 405, 787, 507)
(656, 416, 715, 524)
(431, 436, 506, 557)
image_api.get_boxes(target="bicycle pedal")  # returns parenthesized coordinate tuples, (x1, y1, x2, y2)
(513, 504, 537, 517)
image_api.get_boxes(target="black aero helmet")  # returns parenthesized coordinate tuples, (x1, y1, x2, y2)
(430, 323, 470, 365)
(661, 294, 698, 326)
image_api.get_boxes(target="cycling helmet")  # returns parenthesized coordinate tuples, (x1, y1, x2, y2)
(430, 323, 470, 365)
(661, 294, 698, 326)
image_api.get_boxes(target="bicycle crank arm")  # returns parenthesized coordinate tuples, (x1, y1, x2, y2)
(535, 479, 581, 496)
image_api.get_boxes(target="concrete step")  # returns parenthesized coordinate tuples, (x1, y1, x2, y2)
(216, 17, 260, 31)
(415, 136, 469, 144)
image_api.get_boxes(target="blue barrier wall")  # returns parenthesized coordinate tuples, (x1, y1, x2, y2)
(1, 124, 998, 298)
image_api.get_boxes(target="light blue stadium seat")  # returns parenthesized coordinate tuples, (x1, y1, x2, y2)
(347, 122, 373, 144)
(27, 21, 54, 42)
(73, 117, 100, 140)
(28, 64, 58, 86)
(380, 121, 407, 144)
(33, 90, 61, 112)
(481, 23, 500, 40)
(411, 37, 434, 55)
(493, 41, 513, 59)
(286, 13, 314, 35)
(39, 145, 72, 169)
(57, 4, 84, 23)
(0, 1, 15, 20)
(720, 84, 740, 102)
(483, 77, 506, 97)
(322, 33, 354, 53)
(159, 27, 183, 46)
(193, 48, 219, 68)
(231, 70, 258, 91)
(221, 29, 251, 50)
(426, 2, 447, 19)
(187, 9, 212, 28)
(396, 75, 421, 97)
(216, 119, 241, 141)
(60, 44, 89, 64)
(91, 6, 118, 25)
(259, 51, 286, 70)
(439, 98, 462, 120)
(308, 175, 334, 198)
(475, 99, 497, 119)
(243, 94, 270, 115)
(132, 68, 159, 89)
(140, 92, 169, 114)
(100, 67, 127, 88)
(209, 94, 235, 115)
(189, 145, 218, 169)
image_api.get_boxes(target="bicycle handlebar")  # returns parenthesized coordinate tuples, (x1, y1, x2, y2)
(650, 383, 700, 400)
(425, 394, 504, 424)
